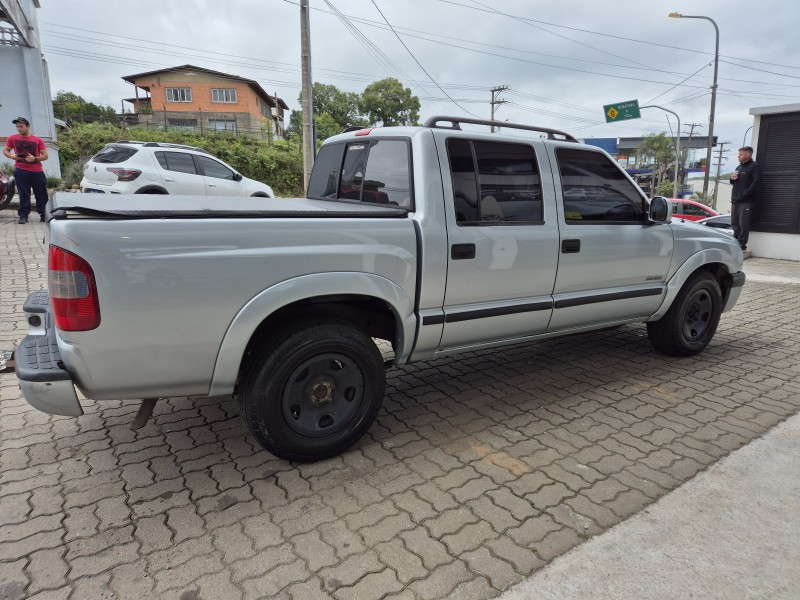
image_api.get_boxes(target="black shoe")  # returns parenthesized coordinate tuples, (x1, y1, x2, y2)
(39, 215, 46, 222)
(18, 216, 28, 224)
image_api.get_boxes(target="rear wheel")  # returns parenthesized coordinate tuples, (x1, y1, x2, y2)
(240, 320, 386, 462)
(647, 271, 723, 356)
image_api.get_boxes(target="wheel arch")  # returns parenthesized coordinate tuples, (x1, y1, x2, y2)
(250, 192, 270, 198)
(134, 185, 168, 194)
(650, 249, 740, 322)
(208, 272, 416, 396)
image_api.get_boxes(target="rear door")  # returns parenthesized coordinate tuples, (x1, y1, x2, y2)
(154, 151, 207, 195)
(435, 135, 559, 350)
(196, 155, 247, 196)
(547, 146, 673, 331)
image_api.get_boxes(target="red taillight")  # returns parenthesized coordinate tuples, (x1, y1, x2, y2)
(354, 128, 374, 136)
(106, 168, 141, 181)
(48, 246, 100, 331)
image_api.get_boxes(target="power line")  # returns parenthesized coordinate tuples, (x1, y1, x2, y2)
(368, 0, 479, 117)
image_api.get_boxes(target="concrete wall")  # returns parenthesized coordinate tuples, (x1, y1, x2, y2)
(0, 0, 61, 178)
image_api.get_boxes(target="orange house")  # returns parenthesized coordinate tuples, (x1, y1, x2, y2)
(122, 64, 289, 140)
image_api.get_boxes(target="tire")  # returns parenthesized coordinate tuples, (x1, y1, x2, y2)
(0, 177, 14, 210)
(647, 271, 723, 357)
(240, 320, 386, 462)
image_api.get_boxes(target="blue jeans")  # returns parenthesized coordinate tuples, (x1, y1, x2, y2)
(15, 168, 48, 219)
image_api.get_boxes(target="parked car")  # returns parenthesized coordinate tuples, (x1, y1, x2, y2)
(696, 214, 733, 232)
(665, 198, 719, 222)
(80, 141, 274, 197)
(0, 171, 15, 210)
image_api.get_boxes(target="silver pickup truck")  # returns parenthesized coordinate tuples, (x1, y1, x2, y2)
(15, 116, 745, 462)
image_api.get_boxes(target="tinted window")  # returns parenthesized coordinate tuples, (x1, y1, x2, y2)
(684, 203, 710, 217)
(309, 140, 412, 209)
(339, 143, 370, 201)
(155, 151, 197, 175)
(92, 146, 138, 164)
(307, 143, 344, 198)
(196, 156, 235, 180)
(447, 139, 542, 224)
(556, 149, 644, 222)
(361, 140, 411, 207)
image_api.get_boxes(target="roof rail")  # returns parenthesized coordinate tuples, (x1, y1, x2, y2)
(422, 115, 579, 142)
(141, 142, 211, 154)
(115, 140, 148, 145)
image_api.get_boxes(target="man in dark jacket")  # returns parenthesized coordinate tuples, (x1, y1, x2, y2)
(729, 146, 761, 251)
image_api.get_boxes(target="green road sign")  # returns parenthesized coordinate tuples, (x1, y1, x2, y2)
(603, 100, 641, 123)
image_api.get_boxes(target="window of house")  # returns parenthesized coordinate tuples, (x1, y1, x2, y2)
(446, 139, 543, 225)
(155, 151, 198, 174)
(556, 148, 645, 223)
(211, 88, 237, 103)
(166, 88, 192, 103)
(167, 118, 198, 131)
(196, 156, 235, 180)
(209, 119, 237, 133)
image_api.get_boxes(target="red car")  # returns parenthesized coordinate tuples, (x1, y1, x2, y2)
(665, 198, 720, 222)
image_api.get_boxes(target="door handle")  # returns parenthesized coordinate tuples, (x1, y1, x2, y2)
(451, 243, 476, 260)
(561, 239, 581, 253)
(208, 183, 217, 187)
(164, 177, 175, 182)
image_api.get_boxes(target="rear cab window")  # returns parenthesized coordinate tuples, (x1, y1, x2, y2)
(307, 138, 413, 209)
(92, 146, 138, 164)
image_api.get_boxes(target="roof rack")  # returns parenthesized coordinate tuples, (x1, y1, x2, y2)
(141, 142, 211, 154)
(422, 115, 579, 142)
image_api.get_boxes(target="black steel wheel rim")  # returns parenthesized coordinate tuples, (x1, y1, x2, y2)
(682, 288, 713, 341)
(281, 352, 365, 438)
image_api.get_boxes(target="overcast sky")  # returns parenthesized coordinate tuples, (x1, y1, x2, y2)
(36, 0, 800, 171)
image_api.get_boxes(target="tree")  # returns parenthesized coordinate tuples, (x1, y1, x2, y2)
(638, 133, 676, 191)
(308, 83, 365, 130)
(52, 91, 118, 125)
(360, 78, 420, 127)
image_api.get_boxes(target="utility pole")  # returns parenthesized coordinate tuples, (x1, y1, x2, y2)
(711, 141, 730, 210)
(490, 85, 509, 133)
(681, 123, 701, 195)
(300, 0, 315, 192)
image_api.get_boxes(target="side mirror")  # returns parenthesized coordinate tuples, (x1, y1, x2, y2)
(649, 195, 670, 223)
(233, 173, 243, 182)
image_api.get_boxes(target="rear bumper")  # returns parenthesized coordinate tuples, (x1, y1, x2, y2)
(15, 291, 83, 417)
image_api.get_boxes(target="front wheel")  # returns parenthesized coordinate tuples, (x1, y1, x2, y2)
(647, 271, 723, 357)
(240, 321, 386, 462)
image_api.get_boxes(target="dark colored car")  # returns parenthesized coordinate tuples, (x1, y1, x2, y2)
(696, 214, 733, 233)
(0, 172, 15, 210)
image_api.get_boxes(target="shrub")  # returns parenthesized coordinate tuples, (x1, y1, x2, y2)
(62, 158, 91, 189)
(46, 176, 63, 189)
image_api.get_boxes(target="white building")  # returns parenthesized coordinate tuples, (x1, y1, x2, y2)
(0, 0, 61, 177)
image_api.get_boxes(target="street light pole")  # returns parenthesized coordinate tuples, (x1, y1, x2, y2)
(641, 105, 681, 198)
(743, 125, 753, 148)
(669, 13, 719, 207)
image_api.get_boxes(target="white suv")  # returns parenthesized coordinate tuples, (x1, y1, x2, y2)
(80, 141, 274, 197)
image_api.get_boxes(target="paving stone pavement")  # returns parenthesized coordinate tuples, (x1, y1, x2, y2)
(2, 211, 799, 600)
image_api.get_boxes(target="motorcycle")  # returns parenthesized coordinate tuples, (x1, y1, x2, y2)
(0, 171, 15, 210)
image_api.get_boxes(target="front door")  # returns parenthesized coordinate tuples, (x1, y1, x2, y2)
(196, 156, 246, 196)
(436, 136, 559, 350)
(547, 146, 674, 331)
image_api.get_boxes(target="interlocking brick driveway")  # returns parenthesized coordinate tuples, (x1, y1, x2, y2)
(2, 215, 799, 600)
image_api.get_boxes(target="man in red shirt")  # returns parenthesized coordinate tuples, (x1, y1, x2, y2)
(3, 117, 49, 224)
